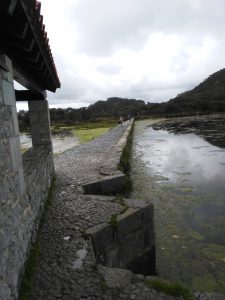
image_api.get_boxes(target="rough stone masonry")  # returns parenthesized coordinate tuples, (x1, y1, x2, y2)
(0, 55, 54, 300)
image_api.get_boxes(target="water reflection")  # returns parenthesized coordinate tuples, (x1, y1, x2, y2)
(131, 118, 225, 293)
(20, 132, 79, 154)
(139, 128, 225, 193)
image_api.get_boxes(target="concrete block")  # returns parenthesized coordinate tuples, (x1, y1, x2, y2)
(9, 136, 22, 171)
(82, 172, 127, 195)
(40, 122, 51, 134)
(1, 79, 16, 106)
(39, 111, 50, 123)
(30, 131, 43, 146)
(10, 106, 19, 136)
(87, 204, 155, 272)
(41, 133, 51, 142)
(28, 100, 48, 112)
(29, 100, 52, 147)
(28, 112, 39, 123)
(86, 223, 114, 248)
(116, 208, 144, 236)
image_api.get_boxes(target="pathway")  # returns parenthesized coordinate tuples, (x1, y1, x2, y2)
(27, 122, 176, 300)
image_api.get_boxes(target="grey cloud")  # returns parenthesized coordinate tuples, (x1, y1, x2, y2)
(37, 0, 225, 109)
(97, 64, 121, 75)
(72, 0, 225, 56)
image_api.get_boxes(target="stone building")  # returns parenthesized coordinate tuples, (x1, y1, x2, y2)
(0, 1, 60, 298)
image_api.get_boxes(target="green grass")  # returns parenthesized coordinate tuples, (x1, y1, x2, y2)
(73, 127, 111, 143)
(52, 120, 117, 130)
(51, 121, 117, 144)
(145, 279, 195, 300)
(108, 214, 118, 229)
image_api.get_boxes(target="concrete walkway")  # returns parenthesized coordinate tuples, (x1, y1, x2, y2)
(27, 122, 175, 300)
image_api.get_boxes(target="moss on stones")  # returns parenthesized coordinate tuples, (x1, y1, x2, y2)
(19, 177, 56, 300)
(145, 279, 195, 300)
(108, 214, 118, 230)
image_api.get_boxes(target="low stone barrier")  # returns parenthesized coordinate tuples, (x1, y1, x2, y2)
(82, 120, 134, 196)
(82, 172, 127, 195)
(87, 202, 155, 274)
(82, 120, 156, 275)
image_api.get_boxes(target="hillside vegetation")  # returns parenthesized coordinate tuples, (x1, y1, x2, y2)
(18, 68, 225, 128)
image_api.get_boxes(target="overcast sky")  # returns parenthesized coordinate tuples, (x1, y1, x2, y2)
(16, 0, 225, 110)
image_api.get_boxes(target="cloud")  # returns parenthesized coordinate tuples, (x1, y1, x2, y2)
(16, 0, 225, 110)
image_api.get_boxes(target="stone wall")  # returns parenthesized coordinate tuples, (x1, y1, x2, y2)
(0, 146, 54, 300)
(0, 55, 54, 300)
(22, 146, 54, 240)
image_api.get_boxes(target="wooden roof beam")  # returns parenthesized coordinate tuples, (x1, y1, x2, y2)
(0, 0, 18, 16)
(15, 89, 46, 101)
(3, 21, 28, 39)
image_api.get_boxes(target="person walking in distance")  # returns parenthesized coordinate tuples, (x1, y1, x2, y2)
(119, 116, 123, 126)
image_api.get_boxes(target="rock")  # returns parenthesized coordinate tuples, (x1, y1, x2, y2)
(72, 259, 83, 270)
(77, 249, 88, 260)
(98, 265, 132, 289)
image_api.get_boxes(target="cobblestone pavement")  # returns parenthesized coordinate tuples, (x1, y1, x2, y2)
(27, 123, 184, 300)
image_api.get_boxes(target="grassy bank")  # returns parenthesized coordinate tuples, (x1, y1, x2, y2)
(20, 121, 118, 155)
(52, 121, 117, 144)
(72, 127, 110, 143)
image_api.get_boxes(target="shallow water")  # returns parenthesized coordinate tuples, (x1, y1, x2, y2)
(131, 117, 225, 293)
(20, 132, 80, 154)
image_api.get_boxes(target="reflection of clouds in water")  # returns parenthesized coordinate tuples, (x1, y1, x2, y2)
(139, 128, 225, 190)
(19, 133, 79, 154)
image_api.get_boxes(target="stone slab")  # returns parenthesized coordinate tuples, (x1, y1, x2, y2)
(87, 204, 155, 270)
(82, 172, 127, 195)
(98, 265, 133, 289)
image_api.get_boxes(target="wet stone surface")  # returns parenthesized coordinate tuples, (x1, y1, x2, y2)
(131, 116, 225, 295)
(28, 122, 173, 300)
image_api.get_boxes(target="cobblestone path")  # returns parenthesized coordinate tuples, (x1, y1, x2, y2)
(27, 122, 179, 300)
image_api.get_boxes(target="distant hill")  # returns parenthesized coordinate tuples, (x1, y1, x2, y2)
(18, 68, 225, 128)
(160, 68, 225, 116)
(88, 97, 147, 118)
